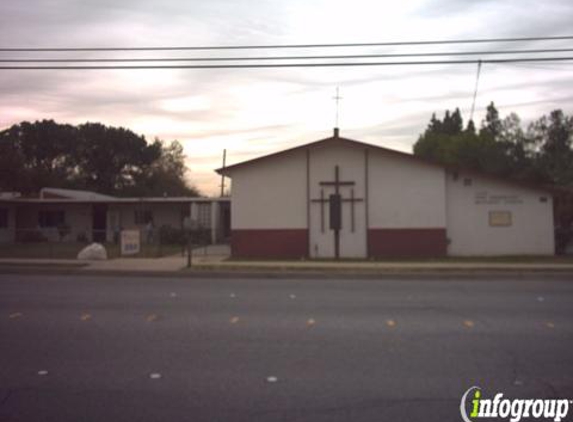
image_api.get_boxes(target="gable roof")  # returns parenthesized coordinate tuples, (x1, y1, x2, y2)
(215, 129, 554, 195)
(216, 131, 442, 175)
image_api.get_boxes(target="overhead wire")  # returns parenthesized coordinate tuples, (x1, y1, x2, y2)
(0, 56, 572, 70)
(1, 48, 572, 63)
(1, 35, 572, 52)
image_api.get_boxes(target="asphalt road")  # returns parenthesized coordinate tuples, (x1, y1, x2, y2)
(0, 274, 572, 422)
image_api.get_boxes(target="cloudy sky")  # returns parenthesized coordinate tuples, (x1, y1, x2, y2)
(1, 0, 572, 195)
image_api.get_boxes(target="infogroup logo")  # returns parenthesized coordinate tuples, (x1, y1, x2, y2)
(460, 386, 571, 422)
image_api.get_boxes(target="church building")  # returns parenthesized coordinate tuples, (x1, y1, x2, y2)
(217, 129, 555, 259)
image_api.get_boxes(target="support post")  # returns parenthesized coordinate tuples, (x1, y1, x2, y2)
(187, 233, 192, 268)
(210, 201, 218, 245)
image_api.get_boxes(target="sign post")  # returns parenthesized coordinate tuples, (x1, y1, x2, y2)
(183, 217, 195, 268)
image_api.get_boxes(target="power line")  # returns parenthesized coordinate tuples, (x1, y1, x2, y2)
(493, 61, 573, 71)
(2, 48, 573, 63)
(1, 35, 572, 52)
(0, 56, 572, 70)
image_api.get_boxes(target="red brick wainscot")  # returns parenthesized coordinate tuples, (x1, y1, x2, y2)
(231, 229, 309, 259)
(368, 228, 447, 258)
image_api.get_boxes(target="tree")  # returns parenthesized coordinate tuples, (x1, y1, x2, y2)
(479, 102, 503, 141)
(0, 120, 201, 197)
(75, 123, 162, 194)
(414, 107, 498, 171)
(528, 110, 573, 186)
(414, 104, 573, 187)
(0, 120, 77, 194)
(442, 108, 463, 135)
(126, 140, 200, 197)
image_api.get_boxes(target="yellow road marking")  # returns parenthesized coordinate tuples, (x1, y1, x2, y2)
(9, 312, 22, 319)
(230, 316, 239, 324)
(307, 318, 316, 326)
(546, 322, 555, 329)
(386, 319, 396, 327)
(146, 314, 158, 322)
(463, 320, 475, 328)
(80, 314, 91, 321)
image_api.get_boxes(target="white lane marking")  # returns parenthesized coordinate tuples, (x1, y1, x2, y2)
(37, 370, 48, 376)
(170, 292, 177, 298)
(266, 376, 278, 383)
(537, 296, 545, 302)
(150, 373, 162, 379)
(230, 293, 236, 298)
(289, 294, 296, 299)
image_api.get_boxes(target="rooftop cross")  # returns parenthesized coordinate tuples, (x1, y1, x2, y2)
(333, 86, 342, 129)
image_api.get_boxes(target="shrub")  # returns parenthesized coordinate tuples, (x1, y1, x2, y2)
(76, 232, 88, 243)
(57, 223, 71, 241)
(159, 225, 210, 246)
(17, 230, 47, 243)
(159, 225, 186, 245)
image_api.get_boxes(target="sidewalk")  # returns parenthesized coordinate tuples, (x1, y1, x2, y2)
(0, 244, 230, 274)
(2, 245, 573, 278)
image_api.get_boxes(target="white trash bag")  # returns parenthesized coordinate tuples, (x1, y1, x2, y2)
(77, 243, 108, 260)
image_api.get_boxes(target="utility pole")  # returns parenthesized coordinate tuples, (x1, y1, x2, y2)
(470, 60, 482, 123)
(220, 149, 226, 197)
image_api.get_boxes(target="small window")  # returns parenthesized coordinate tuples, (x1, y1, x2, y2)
(134, 210, 153, 225)
(540, 197, 548, 203)
(38, 210, 65, 228)
(0, 208, 8, 228)
(463, 177, 472, 186)
(489, 211, 512, 227)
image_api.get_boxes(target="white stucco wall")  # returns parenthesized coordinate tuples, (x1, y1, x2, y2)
(65, 204, 92, 241)
(230, 149, 307, 229)
(308, 141, 367, 258)
(446, 172, 554, 255)
(18, 203, 93, 242)
(368, 152, 446, 228)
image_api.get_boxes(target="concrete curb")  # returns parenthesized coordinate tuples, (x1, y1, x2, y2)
(1, 264, 573, 280)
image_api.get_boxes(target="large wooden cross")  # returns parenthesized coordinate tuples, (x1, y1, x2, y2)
(311, 165, 363, 259)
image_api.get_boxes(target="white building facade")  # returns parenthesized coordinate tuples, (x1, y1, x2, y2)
(218, 130, 555, 259)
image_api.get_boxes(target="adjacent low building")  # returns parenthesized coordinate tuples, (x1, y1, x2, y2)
(217, 129, 555, 259)
(0, 187, 230, 245)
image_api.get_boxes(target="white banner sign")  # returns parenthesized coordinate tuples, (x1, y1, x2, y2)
(121, 230, 141, 255)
